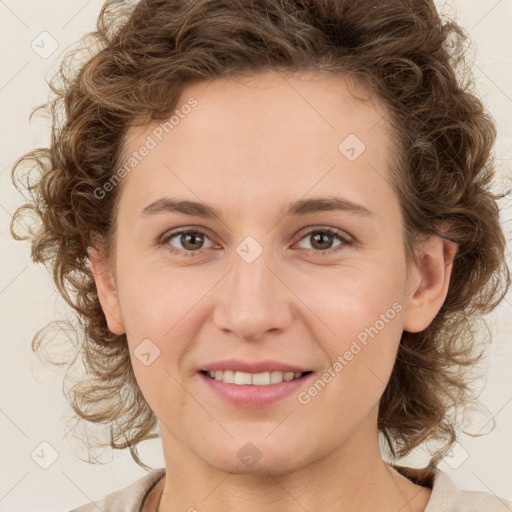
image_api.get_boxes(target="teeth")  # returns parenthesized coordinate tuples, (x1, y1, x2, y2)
(206, 370, 304, 385)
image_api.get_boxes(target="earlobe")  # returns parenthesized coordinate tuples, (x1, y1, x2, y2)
(402, 234, 458, 333)
(88, 245, 126, 336)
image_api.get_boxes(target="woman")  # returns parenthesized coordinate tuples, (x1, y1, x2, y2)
(10, 0, 511, 510)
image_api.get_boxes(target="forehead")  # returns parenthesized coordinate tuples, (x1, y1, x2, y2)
(118, 70, 396, 222)
(125, 69, 389, 150)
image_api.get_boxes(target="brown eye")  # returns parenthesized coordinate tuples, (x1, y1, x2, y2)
(162, 228, 215, 255)
(179, 232, 205, 250)
(296, 228, 351, 254)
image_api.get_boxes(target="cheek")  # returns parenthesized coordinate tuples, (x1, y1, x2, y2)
(121, 271, 196, 414)
(117, 260, 212, 336)
(296, 264, 405, 393)
(300, 292, 403, 429)
(292, 260, 404, 340)
(117, 265, 217, 399)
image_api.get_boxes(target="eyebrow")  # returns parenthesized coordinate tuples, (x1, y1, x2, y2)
(140, 195, 373, 219)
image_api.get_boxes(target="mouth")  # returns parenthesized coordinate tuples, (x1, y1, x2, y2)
(200, 369, 313, 386)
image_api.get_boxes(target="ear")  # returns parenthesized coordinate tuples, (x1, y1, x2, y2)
(402, 231, 458, 333)
(88, 243, 126, 336)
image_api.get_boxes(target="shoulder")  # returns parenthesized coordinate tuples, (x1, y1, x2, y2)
(428, 468, 512, 512)
(395, 464, 512, 512)
(391, 464, 511, 512)
(68, 468, 165, 512)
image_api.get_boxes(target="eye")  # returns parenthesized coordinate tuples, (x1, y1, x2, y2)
(160, 228, 216, 256)
(159, 226, 352, 257)
(294, 227, 351, 254)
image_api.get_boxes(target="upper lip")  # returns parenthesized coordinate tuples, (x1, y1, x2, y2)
(200, 359, 310, 374)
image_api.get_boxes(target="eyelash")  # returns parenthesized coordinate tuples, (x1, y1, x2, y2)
(159, 226, 352, 257)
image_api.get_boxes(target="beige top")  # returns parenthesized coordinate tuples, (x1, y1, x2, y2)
(69, 465, 512, 512)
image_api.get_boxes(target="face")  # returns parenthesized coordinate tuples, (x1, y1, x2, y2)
(93, 70, 451, 476)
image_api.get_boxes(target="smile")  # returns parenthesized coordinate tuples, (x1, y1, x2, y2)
(199, 370, 314, 408)
(202, 369, 312, 385)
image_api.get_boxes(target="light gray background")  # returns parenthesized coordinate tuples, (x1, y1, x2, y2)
(1, 1, 511, 511)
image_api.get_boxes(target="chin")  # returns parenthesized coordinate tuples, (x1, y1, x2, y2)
(200, 438, 317, 477)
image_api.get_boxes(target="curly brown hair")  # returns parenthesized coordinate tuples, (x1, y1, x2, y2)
(11, 0, 510, 471)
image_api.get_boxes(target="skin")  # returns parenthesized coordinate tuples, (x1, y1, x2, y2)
(91, 70, 457, 512)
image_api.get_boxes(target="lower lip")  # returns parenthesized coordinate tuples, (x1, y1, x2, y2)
(199, 371, 314, 408)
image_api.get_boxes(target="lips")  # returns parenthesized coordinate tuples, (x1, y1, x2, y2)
(196, 358, 314, 407)
(200, 359, 310, 374)
(198, 369, 314, 408)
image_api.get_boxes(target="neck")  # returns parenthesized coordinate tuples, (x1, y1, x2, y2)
(154, 418, 431, 512)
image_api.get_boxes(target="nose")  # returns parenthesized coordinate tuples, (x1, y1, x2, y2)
(212, 243, 293, 341)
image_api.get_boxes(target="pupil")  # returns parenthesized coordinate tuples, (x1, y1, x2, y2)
(183, 233, 203, 250)
(312, 232, 332, 250)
